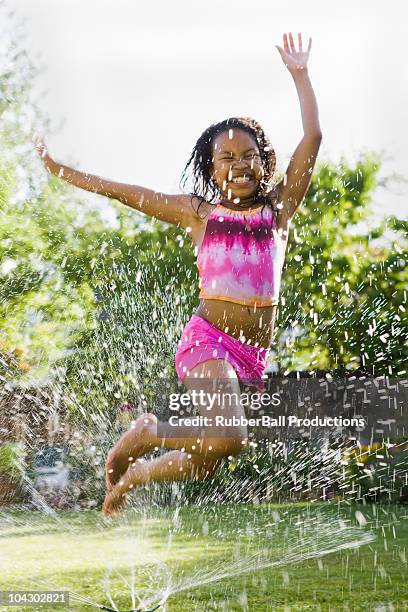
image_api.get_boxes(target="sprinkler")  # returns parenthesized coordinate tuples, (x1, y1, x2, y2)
(100, 605, 161, 612)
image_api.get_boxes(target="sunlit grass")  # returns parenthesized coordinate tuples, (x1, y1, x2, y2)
(0, 502, 407, 611)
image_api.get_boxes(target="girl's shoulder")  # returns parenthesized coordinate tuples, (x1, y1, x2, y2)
(264, 184, 282, 211)
(189, 195, 219, 220)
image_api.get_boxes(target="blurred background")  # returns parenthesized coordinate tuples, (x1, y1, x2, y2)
(0, 8, 407, 608)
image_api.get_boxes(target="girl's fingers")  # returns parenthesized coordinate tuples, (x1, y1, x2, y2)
(32, 133, 44, 148)
(283, 32, 290, 53)
(32, 133, 41, 147)
(280, 32, 311, 60)
(288, 32, 296, 54)
(32, 135, 48, 159)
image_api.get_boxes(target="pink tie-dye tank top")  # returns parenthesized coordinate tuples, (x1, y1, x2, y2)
(196, 203, 287, 307)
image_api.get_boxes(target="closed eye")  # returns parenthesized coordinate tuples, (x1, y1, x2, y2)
(219, 154, 259, 160)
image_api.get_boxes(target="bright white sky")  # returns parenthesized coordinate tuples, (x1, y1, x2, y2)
(8, 0, 408, 219)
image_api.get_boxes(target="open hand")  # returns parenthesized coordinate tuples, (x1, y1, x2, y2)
(276, 32, 312, 74)
(32, 133, 55, 172)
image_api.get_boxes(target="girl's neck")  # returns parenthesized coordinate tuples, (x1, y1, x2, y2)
(218, 195, 259, 211)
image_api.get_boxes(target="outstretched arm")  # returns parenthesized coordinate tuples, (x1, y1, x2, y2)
(33, 137, 199, 229)
(275, 32, 322, 226)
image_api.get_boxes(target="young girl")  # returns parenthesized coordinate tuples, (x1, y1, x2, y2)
(36, 32, 322, 516)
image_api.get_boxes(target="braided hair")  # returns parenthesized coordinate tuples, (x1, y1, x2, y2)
(180, 117, 277, 216)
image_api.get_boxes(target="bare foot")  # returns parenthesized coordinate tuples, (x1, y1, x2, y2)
(103, 461, 148, 517)
(102, 488, 129, 517)
(105, 413, 157, 490)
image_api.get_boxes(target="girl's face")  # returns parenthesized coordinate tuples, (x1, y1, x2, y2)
(210, 128, 264, 204)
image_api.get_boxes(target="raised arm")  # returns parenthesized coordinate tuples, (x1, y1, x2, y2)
(275, 32, 322, 227)
(33, 137, 200, 230)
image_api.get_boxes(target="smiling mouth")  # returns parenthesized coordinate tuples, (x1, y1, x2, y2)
(229, 175, 254, 185)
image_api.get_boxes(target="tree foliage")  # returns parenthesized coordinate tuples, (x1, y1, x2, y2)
(277, 156, 407, 375)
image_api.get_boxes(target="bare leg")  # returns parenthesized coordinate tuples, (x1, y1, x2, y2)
(103, 450, 220, 516)
(106, 359, 248, 489)
(105, 413, 158, 490)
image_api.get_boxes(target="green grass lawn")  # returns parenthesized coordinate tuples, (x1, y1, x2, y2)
(0, 502, 407, 611)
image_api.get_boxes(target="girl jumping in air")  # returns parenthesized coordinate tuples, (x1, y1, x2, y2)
(36, 32, 322, 516)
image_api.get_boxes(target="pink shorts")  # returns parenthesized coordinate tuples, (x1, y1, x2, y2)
(175, 315, 270, 388)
